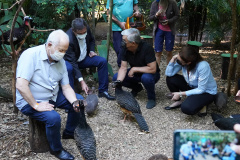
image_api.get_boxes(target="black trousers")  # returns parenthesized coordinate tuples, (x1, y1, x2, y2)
(166, 74, 215, 115)
(238, 78, 240, 90)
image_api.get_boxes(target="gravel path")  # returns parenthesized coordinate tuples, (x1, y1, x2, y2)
(0, 23, 239, 160)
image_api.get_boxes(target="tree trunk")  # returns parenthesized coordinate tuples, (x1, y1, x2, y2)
(10, 0, 26, 114)
(106, 0, 113, 62)
(227, 0, 237, 96)
(29, 117, 50, 153)
(234, 43, 240, 94)
(200, 8, 207, 41)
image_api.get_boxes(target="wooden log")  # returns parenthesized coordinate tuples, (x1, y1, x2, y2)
(29, 117, 50, 153)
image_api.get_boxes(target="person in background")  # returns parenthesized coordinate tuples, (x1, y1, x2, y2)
(113, 28, 160, 109)
(165, 45, 217, 117)
(64, 18, 115, 100)
(180, 141, 194, 160)
(149, 0, 179, 66)
(106, 0, 141, 67)
(16, 30, 82, 160)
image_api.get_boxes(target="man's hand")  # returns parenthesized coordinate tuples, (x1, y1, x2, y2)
(128, 67, 135, 77)
(80, 80, 89, 94)
(35, 101, 54, 112)
(119, 22, 126, 30)
(72, 100, 80, 112)
(89, 51, 97, 57)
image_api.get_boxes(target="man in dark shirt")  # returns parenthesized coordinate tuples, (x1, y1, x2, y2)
(113, 28, 160, 109)
(64, 18, 115, 100)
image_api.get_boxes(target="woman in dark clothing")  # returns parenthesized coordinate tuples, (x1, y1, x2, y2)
(149, 0, 179, 65)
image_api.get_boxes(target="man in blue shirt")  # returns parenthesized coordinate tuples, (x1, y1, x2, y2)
(180, 141, 194, 160)
(106, 0, 141, 67)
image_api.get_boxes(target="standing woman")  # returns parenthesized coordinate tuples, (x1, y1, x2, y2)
(149, 0, 179, 65)
(165, 46, 217, 117)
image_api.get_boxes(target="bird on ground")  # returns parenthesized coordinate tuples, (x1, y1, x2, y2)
(74, 100, 97, 160)
(85, 87, 98, 116)
(0, 16, 32, 46)
(112, 80, 149, 133)
(214, 88, 228, 110)
(211, 113, 240, 130)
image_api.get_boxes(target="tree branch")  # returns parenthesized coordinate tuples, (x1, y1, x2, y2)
(9, 0, 26, 114)
(31, 28, 55, 32)
(0, 1, 20, 11)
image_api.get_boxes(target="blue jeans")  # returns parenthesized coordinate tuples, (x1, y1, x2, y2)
(113, 68, 160, 100)
(21, 89, 83, 151)
(155, 27, 175, 52)
(113, 31, 123, 67)
(65, 55, 109, 93)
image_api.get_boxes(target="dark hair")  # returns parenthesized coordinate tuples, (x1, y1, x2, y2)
(179, 45, 203, 71)
(71, 18, 87, 31)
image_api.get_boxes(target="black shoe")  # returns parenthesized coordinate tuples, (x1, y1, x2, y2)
(62, 131, 74, 139)
(50, 148, 74, 160)
(98, 91, 115, 100)
(197, 112, 207, 117)
(131, 84, 143, 97)
(197, 106, 208, 117)
(146, 100, 156, 109)
(164, 105, 181, 110)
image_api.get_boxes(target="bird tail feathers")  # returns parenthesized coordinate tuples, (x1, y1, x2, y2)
(133, 113, 149, 132)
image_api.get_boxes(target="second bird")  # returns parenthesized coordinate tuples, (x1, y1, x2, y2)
(113, 80, 149, 133)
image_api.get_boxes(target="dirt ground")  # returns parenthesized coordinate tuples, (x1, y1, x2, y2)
(0, 22, 239, 160)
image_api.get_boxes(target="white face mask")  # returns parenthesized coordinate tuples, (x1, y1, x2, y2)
(50, 50, 65, 61)
(77, 32, 87, 40)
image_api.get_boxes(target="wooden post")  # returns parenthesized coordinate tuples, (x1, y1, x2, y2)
(106, 0, 113, 62)
(29, 117, 50, 153)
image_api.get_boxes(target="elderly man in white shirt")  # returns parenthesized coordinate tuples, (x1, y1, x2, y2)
(16, 30, 82, 160)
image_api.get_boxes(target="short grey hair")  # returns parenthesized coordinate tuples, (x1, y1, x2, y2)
(46, 29, 69, 45)
(121, 28, 141, 44)
(71, 18, 87, 31)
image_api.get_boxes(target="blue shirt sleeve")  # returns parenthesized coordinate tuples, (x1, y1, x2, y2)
(106, 0, 110, 9)
(165, 62, 182, 76)
(185, 62, 211, 96)
(16, 49, 35, 81)
(134, 0, 138, 5)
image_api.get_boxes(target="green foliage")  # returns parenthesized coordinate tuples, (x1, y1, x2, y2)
(0, 1, 24, 35)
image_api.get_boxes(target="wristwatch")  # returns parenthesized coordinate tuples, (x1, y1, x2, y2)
(179, 92, 183, 98)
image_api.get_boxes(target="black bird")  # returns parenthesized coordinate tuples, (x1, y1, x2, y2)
(211, 113, 240, 130)
(0, 16, 32, 45)
(214, 88, 228, 110)
(74, 100, 97, 160)
(85, 87, 99, 116)
(113, 80, 149, 133)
